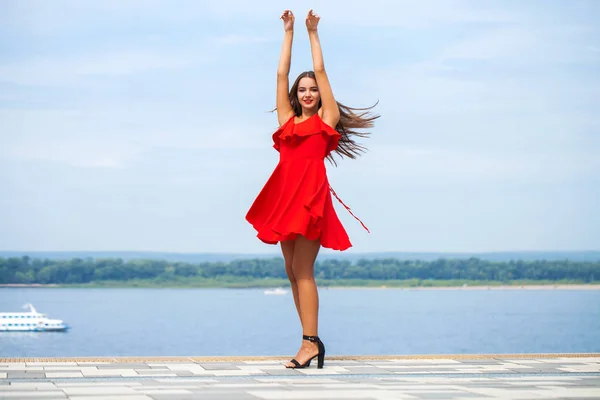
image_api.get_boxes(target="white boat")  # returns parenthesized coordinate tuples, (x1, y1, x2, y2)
(0, 304, 69, 332)
(264, 287, 288, 295)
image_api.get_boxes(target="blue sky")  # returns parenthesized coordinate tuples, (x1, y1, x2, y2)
(1, 0, 599, 254)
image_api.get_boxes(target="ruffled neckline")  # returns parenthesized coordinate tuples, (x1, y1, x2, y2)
(272, 114, 340, 152)
(293, 113, 318, 126)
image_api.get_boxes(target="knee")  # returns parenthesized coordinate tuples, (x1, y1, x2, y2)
(291, 263, 315, 282)
(285, 263, 297, 283)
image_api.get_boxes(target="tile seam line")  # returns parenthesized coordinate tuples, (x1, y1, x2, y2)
(2, 353, 600, 363)
(3, 371, 600, 383)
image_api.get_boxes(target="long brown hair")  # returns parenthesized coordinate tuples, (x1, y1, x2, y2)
(289, 71, 379, 166)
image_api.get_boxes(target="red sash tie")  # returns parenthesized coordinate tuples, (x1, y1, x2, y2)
(328, 184, 370, 233)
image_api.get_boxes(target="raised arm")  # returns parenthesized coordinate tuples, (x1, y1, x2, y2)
(306, 10, 340, 128)
(276, 10, 295, 126)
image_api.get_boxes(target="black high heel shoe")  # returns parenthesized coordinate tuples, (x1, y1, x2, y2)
(286, 335, 326, 369)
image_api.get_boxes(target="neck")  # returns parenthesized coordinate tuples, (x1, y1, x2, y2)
(301, 109, 318, 119)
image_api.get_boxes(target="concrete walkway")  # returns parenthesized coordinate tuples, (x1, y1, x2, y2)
(1, 354, 599, 399)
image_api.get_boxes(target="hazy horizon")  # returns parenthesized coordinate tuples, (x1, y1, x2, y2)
(2, 250, 599, 264)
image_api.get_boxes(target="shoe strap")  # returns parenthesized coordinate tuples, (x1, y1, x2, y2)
(302, 335, 319, 343)
(288, 359, 301, 368)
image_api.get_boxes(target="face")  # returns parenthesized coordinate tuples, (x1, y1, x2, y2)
(297, 77, 320, 111)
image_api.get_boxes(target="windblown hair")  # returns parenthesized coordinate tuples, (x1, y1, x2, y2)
(289, 71, 380, 166)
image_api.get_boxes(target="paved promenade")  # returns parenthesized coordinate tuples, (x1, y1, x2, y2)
(1, 354, 599, 399)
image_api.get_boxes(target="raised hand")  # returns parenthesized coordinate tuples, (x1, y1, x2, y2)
(281, 9, 295, 32)
(305, 9, 320, 31)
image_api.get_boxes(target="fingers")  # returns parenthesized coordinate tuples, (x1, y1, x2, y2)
(280, 9, 294, 20)
(305, 9, 320, 30)
(305, 9, 320, 22)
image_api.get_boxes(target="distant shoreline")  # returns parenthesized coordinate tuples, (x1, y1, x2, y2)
(2, 250, 599, 263)
(327, 284, 600, 290)
(2, 283, 600, 290)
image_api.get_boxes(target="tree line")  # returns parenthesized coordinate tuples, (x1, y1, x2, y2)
(0, 256, 598, 284)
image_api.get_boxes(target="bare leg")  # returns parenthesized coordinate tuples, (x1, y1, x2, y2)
(280, 240, 301, 325)
(285, 234, 321, 367)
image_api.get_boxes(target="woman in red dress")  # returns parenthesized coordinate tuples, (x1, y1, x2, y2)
(246, 9, 378, 369)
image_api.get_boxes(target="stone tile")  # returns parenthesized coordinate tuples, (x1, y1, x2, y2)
(0, 391, 67, 398)
(150, 393, 258, 400)
(134, 369, 181, 375)
(318, 383, 384, 390)
(407, 393, 479, 399)
(457, 359, 505, 364)
(387, 359, 463, 364)
(393, 371, 434, 375)
(242, 360, 286, 365)
(42, 366, 86, 371)
(376, 366, 438, 372)
(212, 382, 283, 388)
(529, 387, 600, 397)
(574, 378, 600, 387)
(6, 372, 46, 379)
(238, 365, 283, 370)
(265, 368, 304, 376)
(0, 366, 43, 371)
(26, 362, 78, 367)
(69, 396, 152, 400)
(296, 369, 342, 376)
(56, 382, 144, 387)
(131, 384, 201, 390)
(1, 356, 599, 400)
(97, 364, 152, 369)
(342, 367, 396, 374)
(503, 359, 547, 364)
(137, 389, 193, 395)
(198, 363, 241, 370)
(247, 389, 417, 399)
(135, 371, 178, 377)
(80, 368, 139, 377)
(62, 386, 139, 395)
(559, 366, 600, 373)
(211, 370, 259, 376)
(163, 364, 206, 372)
(153, 378, 219, 384)
(76, 362, 111, 365)
(2, 382, 57, 389)
(172, 372, 200, 377)
(461, 387, 551, 399)
(255, 377, 344, 384)
(326, 360, 363, 365)
(45, 372, 83, 378)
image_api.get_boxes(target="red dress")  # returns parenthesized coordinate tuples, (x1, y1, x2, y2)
(245, 113, 368, 251)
